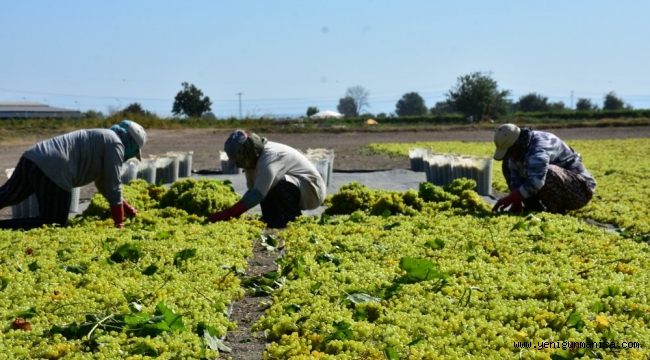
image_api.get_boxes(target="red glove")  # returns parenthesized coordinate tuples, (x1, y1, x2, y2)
(492, 190, 524, 213)
(111, 204, 125, 228)
(122, 199, 138, 218)
(207, 201, 248, 223)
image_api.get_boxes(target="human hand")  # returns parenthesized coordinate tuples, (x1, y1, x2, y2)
(492, 190, 524, 213)
(207, 210, 231, 223)
(122, 199, 138, 218)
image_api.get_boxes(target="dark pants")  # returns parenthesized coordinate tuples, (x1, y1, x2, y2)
(0, 157, 71, 230)
(260, 180, 302, 228)
(502, 161, 593, 214)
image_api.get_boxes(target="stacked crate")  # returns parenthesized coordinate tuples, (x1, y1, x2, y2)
(410, 149, 493, 196)
(303, 148, 335, 187)
(219, 151, 241, 174)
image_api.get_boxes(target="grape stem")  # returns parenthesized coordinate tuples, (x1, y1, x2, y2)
(87, 314, 114, 340)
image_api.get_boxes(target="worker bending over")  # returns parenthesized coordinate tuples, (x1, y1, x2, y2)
(208, 129, 326, 228)
(0, 119, 146, 229)
(492, 123, 596, 214)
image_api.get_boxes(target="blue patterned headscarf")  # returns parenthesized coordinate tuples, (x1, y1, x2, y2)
(110, 120, 140, 161)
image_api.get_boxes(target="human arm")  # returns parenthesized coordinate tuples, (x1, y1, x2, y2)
(98, 144, 127, 227)
(206, 200, 248, 222)
(207, 152, 283, 222)
(518, 147, 550, 198)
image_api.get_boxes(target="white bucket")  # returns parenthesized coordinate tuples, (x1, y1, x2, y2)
(219, 151, 240, 174)
(409, 148, 430, 172)
(423, 154, 492, 195)
(120, 160, 139, 184)
(154, 156, 179, 184)
(309, 157, 330, 187)
(137, 159, 156, 184)
(305, 149, 335, 187)
(180, 151, 194, 177)
(69, 187, 81, 213)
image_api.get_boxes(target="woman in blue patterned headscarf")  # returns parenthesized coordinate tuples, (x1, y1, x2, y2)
(0, 120, 147, 230)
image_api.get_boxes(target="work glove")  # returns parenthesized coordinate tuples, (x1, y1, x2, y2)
(207, 201, 248, 223)
(492, 190, 524, 213)
(122, 199, 138, 218)
(111, 204, 125, 229)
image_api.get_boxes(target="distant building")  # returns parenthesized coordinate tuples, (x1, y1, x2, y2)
(0, 102, 81, 119)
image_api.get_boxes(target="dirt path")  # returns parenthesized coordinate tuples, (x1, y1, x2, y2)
(223, 231, 280, 359)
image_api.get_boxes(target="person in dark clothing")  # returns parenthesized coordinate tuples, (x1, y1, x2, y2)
(492, 124, 596, 214)
(0, 120, 147, 230)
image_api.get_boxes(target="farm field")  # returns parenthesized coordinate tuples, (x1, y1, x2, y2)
(368, 137, 650, 236)
(0, 126, 648, 359)
(0, 180, 264, 359)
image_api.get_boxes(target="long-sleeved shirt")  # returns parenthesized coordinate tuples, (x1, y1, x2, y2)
(241, 141, 326, 210)
(507, 130, 596, 199)
(23, 129, 125, 205)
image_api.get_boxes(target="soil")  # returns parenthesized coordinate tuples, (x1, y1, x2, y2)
(222, 230, 280, 360)
(1, 125, 649, 359)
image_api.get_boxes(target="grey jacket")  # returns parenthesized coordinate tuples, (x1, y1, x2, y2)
(23, 129, 125, 205)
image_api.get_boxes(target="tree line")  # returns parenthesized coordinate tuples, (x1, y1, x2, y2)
(325, 72, 633, 121)
(85, 73, 637, 121)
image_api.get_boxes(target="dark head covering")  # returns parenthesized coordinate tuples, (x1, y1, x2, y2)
(224, 129, 266, 169)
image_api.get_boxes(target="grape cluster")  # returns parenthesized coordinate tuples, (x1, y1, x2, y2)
(370, 138, 650, 234)
(159, 178, 239, 217)
(77, 178, 239, 221)
(325, 182, 424, 216)
(0, 185, 263, 358)
(256, 207, 650, 359)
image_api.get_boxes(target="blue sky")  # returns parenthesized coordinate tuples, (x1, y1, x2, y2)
(1, 0, 649, 117)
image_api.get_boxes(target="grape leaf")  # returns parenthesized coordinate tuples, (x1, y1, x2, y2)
(173, 248, 197, 267)
(345, 293, 381, 305)
(110, 243, 141, 263)
(565, 310, 585, 331)
(384, 346, 399, 359)
(424, 238, 445, 250)
(325, 321, 353, 341)
(399, 257, 446, 283)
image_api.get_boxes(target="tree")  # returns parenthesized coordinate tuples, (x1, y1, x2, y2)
(430, 101, 455, 115)
(576, 98, 597, 111)
(201, 111, 217, 120)
(306, 106, 319, 117)
(337, 96, 358, 117)
(122, 102, 148, 116)
(172, 82, 212, 117)
(516, 93, 549, 112)
(548, 101, 566, 111)
(345, 86, 370, 114)
(395, 92, 427, 116)
(83, 110, 104, 119)
(445, 72, 510, 121)
(603, 91, 625, 111)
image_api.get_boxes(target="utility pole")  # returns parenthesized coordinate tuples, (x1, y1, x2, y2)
(236, 92, 243, 119)
(570, 90, 574, 109)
